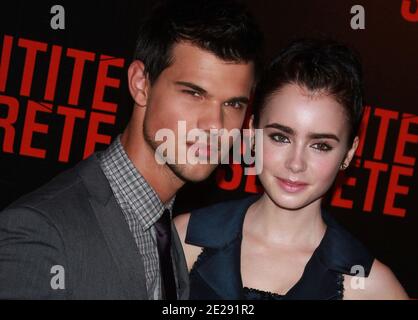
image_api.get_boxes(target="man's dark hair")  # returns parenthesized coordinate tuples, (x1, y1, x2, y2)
(253, 38, 364, 144)
(134, 0, 263, 84)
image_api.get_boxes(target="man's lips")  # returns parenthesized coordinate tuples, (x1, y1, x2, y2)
(276, 177, 309, 193)
(186, 142, 218, 157)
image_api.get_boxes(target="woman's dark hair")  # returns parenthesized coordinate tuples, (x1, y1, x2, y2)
(252, 39, 364, 144)
(134, 0, 264, 84)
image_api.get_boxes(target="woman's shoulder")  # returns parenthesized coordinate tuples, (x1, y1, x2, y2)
(318, 210, 375, 277)
(181, 195, 260, 248)
(173, 195, 260, 270)
(173, 212, 200, 271)
(343, 259, 409, 299)
(320, 211, 408, 299)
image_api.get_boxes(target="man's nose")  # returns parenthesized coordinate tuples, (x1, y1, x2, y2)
(197, 103, 224, 131)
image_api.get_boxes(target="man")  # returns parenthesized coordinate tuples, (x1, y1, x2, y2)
(0, 0, 262, 299)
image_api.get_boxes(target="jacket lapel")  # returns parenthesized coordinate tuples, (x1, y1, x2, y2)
(186, 196, 261, 300)
(284, 253, 342, 300)
(195, 235, 243, 299)
(78, 154, 148, 299)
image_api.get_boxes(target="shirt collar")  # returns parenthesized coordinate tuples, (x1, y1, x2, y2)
(100, 135, 175, 231)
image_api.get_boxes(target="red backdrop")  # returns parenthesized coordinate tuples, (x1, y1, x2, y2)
(0, 0, 417, 297)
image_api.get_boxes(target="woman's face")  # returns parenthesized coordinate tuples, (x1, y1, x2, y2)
(254, 83, 358, 211)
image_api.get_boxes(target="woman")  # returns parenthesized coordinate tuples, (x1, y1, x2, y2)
(174, 39, 408, 300)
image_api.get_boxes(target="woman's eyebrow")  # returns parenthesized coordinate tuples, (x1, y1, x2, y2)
(264, 123, 294, 134)
(308, 133, 340, 142)
(264, 123, 340, 142)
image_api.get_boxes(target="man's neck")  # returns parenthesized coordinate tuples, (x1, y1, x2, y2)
(120, 130, 184, 205)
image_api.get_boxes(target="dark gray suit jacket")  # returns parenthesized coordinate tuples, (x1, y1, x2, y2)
(0, 154, 189, 299)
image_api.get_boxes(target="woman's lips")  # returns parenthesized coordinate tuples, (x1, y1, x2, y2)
(276, 177, 308, 193)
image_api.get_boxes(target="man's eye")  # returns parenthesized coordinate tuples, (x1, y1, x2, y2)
(183, 90, 201, 98)
(224, 101, 243, 109)
(269, 133, 289, 143)
(312, 142, 333, 152)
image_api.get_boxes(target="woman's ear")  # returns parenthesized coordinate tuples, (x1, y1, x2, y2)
(128, 60, 149, 108)
(341, 136, 359, 170)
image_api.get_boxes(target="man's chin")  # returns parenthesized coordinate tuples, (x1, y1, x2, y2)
(168, 163, 217, 183)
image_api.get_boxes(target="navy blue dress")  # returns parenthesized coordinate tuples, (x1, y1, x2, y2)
(186, 195, 374, 300)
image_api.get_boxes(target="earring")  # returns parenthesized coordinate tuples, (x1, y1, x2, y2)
(340, 163, 348, 170)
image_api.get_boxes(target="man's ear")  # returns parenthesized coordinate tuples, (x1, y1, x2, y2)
(341, 136, 359, 170)
(248, 115, 255, 130)
(248, 115, 255, 150)
(128, 60, 149, 108)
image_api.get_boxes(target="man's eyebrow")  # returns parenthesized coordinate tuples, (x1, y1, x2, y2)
(226, 96, 250, 105)
(264, 123, 294, 134)
(175, 81, 207, 95)
(175, 81, 250, 103)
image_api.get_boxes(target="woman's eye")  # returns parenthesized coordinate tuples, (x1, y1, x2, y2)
(269, 133, 289, 143)
(312, 142, 333, 152)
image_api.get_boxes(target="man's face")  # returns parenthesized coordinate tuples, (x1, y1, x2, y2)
(142, 42, 255, 182)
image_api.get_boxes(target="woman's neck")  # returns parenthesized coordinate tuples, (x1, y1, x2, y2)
(245, 193, 327, 249)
